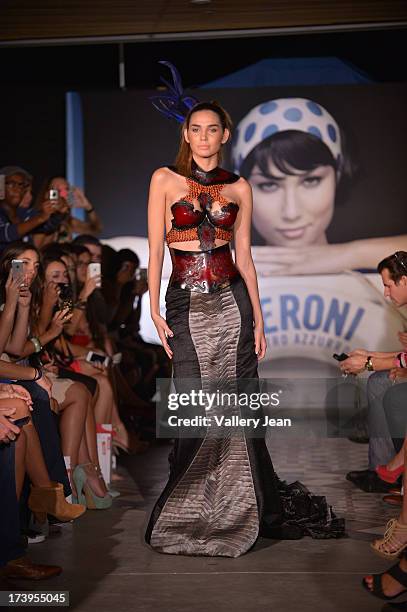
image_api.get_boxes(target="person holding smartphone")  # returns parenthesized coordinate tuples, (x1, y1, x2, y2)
(0, 166, 66, 255)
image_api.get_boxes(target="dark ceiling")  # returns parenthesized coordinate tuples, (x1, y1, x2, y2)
(0, 1, 406, 91)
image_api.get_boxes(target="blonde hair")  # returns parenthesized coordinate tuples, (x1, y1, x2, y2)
(175, 101, 233, 177)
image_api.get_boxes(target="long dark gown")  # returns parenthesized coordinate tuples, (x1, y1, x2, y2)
(145, 162, 343, 557)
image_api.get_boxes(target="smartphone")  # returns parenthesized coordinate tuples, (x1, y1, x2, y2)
(58, 283, 73, 302)
(11, 259, 24, 280)
(86, 351, 110, 367)
(10, 416, 31, 427)
(0, 174, 5, 200)
(135, 267, 147, 281)
(88, 262, 101, 288)
(48, 188, 59, 201)
(333, 353, 349, 362)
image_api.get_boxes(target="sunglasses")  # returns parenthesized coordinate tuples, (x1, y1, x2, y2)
(6, 180, 29, 190)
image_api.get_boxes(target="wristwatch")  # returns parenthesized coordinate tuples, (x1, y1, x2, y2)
(365, 356, 374, 371)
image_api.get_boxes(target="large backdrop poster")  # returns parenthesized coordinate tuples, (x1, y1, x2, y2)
(80, 83, 407, 370)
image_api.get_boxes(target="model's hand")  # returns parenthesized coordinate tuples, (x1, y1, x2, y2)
(252, 244, 353, 276)
(254, 324, 267, 360)
(152, 314, 173, 359)
(339, 354, 365, 375)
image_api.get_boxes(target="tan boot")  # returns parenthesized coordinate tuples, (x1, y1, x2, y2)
(28, 481, 86, 524)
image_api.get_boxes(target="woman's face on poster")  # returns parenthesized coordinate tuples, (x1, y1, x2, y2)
(248, 159, 336, 247)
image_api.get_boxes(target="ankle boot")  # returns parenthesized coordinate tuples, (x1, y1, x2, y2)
(28, 481, 86, 524)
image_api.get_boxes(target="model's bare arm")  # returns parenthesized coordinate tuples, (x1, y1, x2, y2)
(147, 169, 173, 359)
(233, 179, 266, 359)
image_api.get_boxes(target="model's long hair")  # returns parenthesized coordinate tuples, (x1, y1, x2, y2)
(175, 101, 233, 177)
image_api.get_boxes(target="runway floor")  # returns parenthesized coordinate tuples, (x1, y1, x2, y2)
(3, 436, 404, 612)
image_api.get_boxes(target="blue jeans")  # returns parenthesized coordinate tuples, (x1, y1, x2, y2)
(367, 370, 396, 469)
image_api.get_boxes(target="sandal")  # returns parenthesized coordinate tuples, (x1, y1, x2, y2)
(362, 562, 407, 600)
(371, 519, 407, 559)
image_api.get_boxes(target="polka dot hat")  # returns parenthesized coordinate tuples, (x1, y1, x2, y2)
(231, 98, 342, 174)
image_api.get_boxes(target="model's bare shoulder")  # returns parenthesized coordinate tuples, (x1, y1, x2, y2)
(232, 176, 252, 205)
(150, 166, 173, 185)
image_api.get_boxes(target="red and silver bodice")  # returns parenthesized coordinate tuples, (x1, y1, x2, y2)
(167, 162, 241, 293)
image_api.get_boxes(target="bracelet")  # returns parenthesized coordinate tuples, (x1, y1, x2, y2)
(32, 367, 43, 381)
(86, 206, 94, 213)
(30, 336, 42, 353)
(364, 356, 374, 371)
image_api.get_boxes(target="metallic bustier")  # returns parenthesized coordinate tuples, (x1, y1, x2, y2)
(166, 162, 240, 251)
(168, 243, 241, 293)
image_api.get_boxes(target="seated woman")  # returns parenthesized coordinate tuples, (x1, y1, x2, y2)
(63, 244, 145, 453)
(37, 253, 112, 508)
(0, 252, 86, 523)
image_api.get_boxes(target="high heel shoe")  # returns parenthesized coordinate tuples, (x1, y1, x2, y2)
(371, 518, 407, 559)
(28, 481, 86, 524)
(72, 464, 112, 510)
(376, 464, 404, 484)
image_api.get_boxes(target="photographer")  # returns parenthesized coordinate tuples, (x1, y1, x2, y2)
(33, 178, 102, 247)
(0, 166, 66, 254)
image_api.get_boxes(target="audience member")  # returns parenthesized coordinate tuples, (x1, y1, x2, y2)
(0, 166, 66, 254)
(339, 252, 407, 493)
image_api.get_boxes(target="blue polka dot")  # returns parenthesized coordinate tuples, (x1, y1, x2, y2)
(244, 122, 256, 142)
(262, 124, 279, 139)
(327, 124, 337, 142)
(259, 101, 278, 115)
(306, 101, 323, 116)
(308, 126, 322, 140)
(283, 107, 303, 122)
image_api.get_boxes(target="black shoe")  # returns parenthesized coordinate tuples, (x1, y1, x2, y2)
(346, 469, 394, 493)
